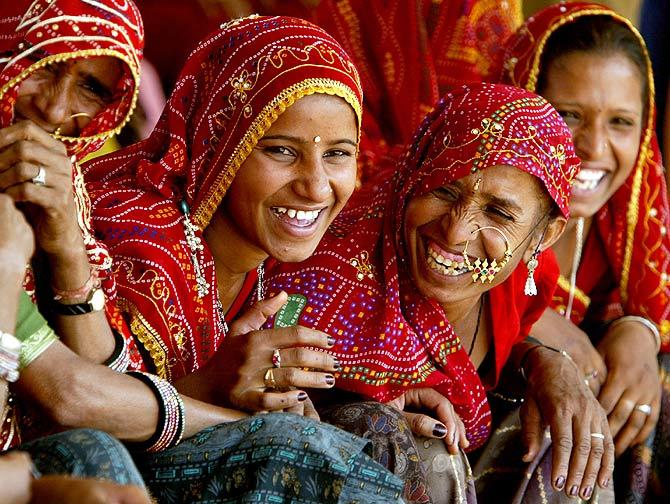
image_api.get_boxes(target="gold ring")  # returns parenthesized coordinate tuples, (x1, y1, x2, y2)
(264, 368, 277, 389)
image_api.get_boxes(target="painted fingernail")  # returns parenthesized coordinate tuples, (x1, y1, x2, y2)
(297, 392, 308, 402)
(325, 374, 335, 386)
(432, 423, 447, 438)
(333, 358, 341, 371)
(555, 476, 565, 490)
(327, 336, 336, 346)
(582, 486, 593, 499)
(569, 485, 578, 497)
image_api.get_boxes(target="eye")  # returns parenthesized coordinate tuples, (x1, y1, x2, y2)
(557, 109, 580, 125)
(78, 77, 113, 105)
(485, 205, 514, 221)
(610, 116, 636, 128)
(431, 186, 459, 201)
(323, 148, 354, 162)
(261, 145, 296, 158)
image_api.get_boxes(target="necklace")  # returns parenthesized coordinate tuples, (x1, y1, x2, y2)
(468, 294, 485, 357)
(564, 217, 584, 320)
(216, 262, 265, 334)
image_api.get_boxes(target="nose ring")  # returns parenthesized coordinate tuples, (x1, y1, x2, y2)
(461, 226, 513, 283)
(53, 112, 93, 137)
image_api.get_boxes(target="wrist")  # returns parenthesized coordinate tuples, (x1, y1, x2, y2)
(608, 315, 661, 353)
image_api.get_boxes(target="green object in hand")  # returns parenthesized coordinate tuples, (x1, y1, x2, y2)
(274, 294, 307, 328)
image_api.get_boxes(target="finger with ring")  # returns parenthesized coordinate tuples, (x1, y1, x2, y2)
(264, 368, 277, 389)
(634, 404, 652, 416)
(590, 432, 605, 440)
(272, 348, 281, 368)
(31, 165, 46, 186)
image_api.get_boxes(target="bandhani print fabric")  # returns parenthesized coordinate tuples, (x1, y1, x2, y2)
(85, 15, 363, 382)
(0, 0, 144, 450)
(497, 1, 670, 351)
(264, 82, 580, 449)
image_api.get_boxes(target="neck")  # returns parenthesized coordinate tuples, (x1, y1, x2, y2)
(204, 210, 268, 311)
(441, 294, 483, 333)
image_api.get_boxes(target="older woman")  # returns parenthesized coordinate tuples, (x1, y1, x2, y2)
(499, 2, 670, 500)
(264, 82, 615, 502)
(85, 15, 406, 503)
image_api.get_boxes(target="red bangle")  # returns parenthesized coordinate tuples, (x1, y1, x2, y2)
(52, 268, 100, 302)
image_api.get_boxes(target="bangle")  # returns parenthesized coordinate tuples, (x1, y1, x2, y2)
(609, 315, 661, 353)
(0, 332, 21, 383)
(126, 371, 185, 453)
(52, 268, 100, 302)
(104, 330, 130, 373)
(519, 343, 574, 381)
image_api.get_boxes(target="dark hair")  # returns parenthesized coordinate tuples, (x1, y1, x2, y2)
(536, 15, 648, 112)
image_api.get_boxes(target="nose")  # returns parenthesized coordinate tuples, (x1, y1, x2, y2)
(439, 201, 478, 248)
(291, 156, 332, 202)
(573, 119, 608, 160)
(34, 79, 72, 132)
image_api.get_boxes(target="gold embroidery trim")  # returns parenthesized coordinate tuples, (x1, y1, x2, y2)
(557, 274, 591, 308)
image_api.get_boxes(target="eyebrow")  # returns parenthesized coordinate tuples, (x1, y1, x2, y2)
(261, 134, 357, 147)
(552, 101, 641, 117)
(485, 194, 523, 213)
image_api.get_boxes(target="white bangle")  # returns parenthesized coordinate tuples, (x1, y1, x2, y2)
(609, 315, 661, 353)
(0, 331, 21, 383)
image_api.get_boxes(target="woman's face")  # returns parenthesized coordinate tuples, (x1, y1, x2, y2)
(223, 93, 358, 263)
(541, 51, 644, 219)
(14, 56, 123, 136)
(404, 165, 557, 306)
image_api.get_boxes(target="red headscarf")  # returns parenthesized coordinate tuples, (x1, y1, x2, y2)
(85, 15, 363, 381)
(497, 2, 670, 351)
(265, 83, 580, 449)
(311, 0, 522, 182)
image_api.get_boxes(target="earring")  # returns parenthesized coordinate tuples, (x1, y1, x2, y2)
(462, 226, 513, 283)
(524, 250, 540, 296)
(474, 177, 482, 192)
(178, 200, 209, 298)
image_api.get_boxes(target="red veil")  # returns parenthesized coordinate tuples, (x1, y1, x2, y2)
(85, 16, 363, 382)
(498, 2, 670, 351)
(265, 83, 580, 449)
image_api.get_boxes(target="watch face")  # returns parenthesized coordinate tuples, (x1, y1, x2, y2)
(90, 288, 106, 311)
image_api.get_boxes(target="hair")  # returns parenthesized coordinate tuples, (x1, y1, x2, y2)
(536, 15, 648, 114)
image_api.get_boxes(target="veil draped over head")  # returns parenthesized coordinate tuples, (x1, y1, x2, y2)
(498, 2, 670, 350)
(86, 15, 363, 381)
(265, 82, 580, 449)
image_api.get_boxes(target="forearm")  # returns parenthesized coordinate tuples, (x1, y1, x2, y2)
(18, 342, 246, 442)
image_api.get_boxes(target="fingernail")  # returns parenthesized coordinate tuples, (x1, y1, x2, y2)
(602, 478, 609, 488)
(325, 374, 335, 386)
(297, 392, 308, 402)
(432, 423, 447, 438)
(582, 486, 593, 499)
(569, 485, 578, 497)
(451, 430, 456, 445)
(333, 358, 341, 371)
(327, 336, 336, 346)
(555, 476, 565, 490)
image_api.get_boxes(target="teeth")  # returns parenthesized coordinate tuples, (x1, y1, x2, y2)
(287, 209, 297, 218)
(575, 169, 606, 182)
(275, 207, 287, 214)
(297, 210, 306, 220)
(426, 253, 467, 276)
(273, 207, 322, 221)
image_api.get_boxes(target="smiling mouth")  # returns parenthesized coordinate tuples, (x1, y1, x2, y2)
(425, 244, 469, 277)
(573, 168, 607, 192)
(271, 206, 324, 227)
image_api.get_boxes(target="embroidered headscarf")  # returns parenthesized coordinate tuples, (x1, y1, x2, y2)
(264, 83, 579, 449)
(85, 15, 363, 381)
(498, 2, 670, 350)
(312, 0, 522, 182)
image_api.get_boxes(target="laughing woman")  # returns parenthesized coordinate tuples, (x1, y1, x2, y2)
(499, 3, 670, 500)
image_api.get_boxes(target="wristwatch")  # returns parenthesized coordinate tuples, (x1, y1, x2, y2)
(52, 287, 106, 315)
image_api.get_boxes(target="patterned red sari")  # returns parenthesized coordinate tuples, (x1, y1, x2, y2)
(498, 1, 670, 352)
(265, 83, 580, 449)
(85, 15, 363, 382)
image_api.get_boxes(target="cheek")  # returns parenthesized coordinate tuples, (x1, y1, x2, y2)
(613, 136, 641, 180)
(330, 163, 358, 202)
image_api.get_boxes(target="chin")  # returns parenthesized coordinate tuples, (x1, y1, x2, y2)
(267, 243, 319, 264)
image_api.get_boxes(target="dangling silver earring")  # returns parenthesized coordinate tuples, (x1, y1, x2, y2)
(179, 200, 209, 298)
(524, 250, 540, 296)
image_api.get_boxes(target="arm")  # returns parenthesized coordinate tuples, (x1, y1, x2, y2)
(17, 341, 247, 442)
(0, 451, 32, 504)
(0, 121, 114, 362)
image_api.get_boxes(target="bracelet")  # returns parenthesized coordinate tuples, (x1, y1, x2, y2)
(104, 330, 130, 373)
(0, 332, 21, 383)
(52, 268, 100, 302)
(126, 371, 185, 453)
(519, 343, 574, 381)
(609, 315, 661, 353)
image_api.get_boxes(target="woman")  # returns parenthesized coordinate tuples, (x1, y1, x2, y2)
(264, 82, 614, 502)
(86, 15, 406, 502)
(499, 2, 670, 500)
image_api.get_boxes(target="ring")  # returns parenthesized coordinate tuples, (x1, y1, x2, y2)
(634, 404, 652, 416)
(272, 348, 281, 368)
(31, 166, 46, 186)
(590, 433, 605, 440)
(264, 368, 277, 389)
(584, 370, 598, 381)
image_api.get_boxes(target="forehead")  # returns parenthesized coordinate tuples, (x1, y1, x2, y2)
(461, 164, 546, 205)
(265, 93, 357, 134)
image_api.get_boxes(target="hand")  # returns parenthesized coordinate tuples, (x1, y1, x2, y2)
(0, 451, 32, 504)
(0, 121, 85, 258)
(30, 476, 151, 504)
(597, 320, 661, 456)
(386, 388, 468, 455)
(177, 292, 339, 413)
(532, 308, 607, 395)
(0, 193, 34, 269)
(521, 345, 614, 500)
